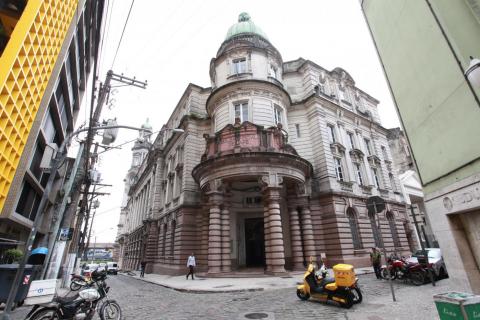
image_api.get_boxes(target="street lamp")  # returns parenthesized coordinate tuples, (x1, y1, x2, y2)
(465, 56, 480, 87)
(2, 123, 170, 319)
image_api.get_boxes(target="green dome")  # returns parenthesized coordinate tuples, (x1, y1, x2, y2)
(225, 13, 269, 41)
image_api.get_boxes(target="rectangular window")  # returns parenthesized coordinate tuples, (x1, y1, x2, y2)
(381, 146, 388, 160)
(269, 64, 277, 78)
(355, 163, 364, 185)
(55, 85, 68, 133)
(42, 111, 57, 144)
(274, 104, 283, 125)
(327, 125, 336, 143)
(30, 143, 44, 182)
(364, 138, 372, 155)
(234, 102, 249, 122)
(372, 167, 380, 189)
(65, 53, 76, 108)
(233, 58, 247, 74)
(334, 158, 344, 182)
(347, 132, 355, 149)
(295, 124, 301, 138)
(16, 180, 42, 221)
(389, 173, 397, 192)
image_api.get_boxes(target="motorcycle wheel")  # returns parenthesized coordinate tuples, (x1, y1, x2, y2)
(296, 289, 310, 301)
(381, 268, 397, 280)
(29, 308, 61, 320)
(70, 280, 83, 291)
(100, 300, 122, 320)
(339, 291, 354, 309)
(352, 287, 363, 304)
(410, 271, 425, 286)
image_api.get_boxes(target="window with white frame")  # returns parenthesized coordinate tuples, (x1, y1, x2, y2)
(334, 158, 344, 182)
(233, 58, 247, 74)
(327, 124, 336, 143)
(389, 173, 397, 192)
(269, 64, 277, 78)
(372, 167, 381, 189)
(364, 138, 372, 155)
(295, 124, 301, 138)
(347, 132, 355, 149)
(234, 102, 249, 122)
(274, 104, 283, 125)
(355, 163, 364, 185)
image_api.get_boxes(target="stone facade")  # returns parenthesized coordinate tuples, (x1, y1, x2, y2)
(387, 128, 436, 249)
(116, 13, 413, 275)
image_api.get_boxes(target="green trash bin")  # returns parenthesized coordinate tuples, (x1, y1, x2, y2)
(434, 292, 480, 320)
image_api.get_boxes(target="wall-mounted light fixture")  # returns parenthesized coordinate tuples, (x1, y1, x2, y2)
(465, 56, 480, 87)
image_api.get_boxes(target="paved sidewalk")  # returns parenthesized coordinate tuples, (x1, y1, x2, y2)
(120, 267, 374, 293)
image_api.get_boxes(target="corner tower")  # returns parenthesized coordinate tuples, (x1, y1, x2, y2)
(208, 13, 289, 132)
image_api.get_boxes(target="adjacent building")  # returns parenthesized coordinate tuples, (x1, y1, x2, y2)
(0, 0, 105, 256)
(387, 128, 436, 249)
(116, 13, 413, 275)
(362, 0, 480, 293)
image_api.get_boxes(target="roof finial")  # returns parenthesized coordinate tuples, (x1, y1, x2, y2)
(238, 12, 251, 22)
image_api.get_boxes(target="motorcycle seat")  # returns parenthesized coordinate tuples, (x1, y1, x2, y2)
(54, 294, 79, 304)
(319, 277, 335, 287)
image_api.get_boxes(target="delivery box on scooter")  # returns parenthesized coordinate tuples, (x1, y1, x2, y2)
(333, 264, 356, 287)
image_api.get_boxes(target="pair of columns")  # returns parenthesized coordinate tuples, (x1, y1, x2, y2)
(289, 198, 316, 270)
(207, 192, 231, 273)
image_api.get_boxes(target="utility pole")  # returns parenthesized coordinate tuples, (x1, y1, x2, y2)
(71, 71, 146, 269)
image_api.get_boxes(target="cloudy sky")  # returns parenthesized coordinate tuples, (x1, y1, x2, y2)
(84, 0, 401, 242)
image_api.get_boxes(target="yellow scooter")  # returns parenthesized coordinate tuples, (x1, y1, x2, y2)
(296, 261, 362, 309)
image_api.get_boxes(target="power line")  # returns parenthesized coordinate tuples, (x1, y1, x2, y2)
(111, 0, 136, 69)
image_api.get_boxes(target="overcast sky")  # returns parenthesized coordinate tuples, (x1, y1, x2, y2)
(84, 0, 401, 243)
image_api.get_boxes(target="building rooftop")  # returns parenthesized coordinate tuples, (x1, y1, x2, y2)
(225, 12, 269, 41)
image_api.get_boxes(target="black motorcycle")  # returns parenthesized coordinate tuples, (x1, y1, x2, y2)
(25, 270, 121, 320)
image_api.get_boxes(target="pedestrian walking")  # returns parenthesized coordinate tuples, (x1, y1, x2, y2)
(140, 260, 147, 278)
(370, 247, 382, 279)
(186, 253, 196, 280)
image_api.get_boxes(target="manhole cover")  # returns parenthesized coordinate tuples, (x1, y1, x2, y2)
(232, 297, 250, 302)
(244, 313, 269, 319)
(280, 276, 292, 278)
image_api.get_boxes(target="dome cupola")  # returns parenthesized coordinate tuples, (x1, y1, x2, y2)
(225, 13, 269, 42)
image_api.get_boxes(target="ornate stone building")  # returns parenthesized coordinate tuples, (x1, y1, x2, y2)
(116, 13, 413, 275)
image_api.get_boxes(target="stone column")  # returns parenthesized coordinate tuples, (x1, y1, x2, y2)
(289, 205, 304, 270)
(221, 199, 231, 273)
(200, 208, 209, 269)
(263, 199, 271, 272)
(299, 199, 316, 261)
(207, 192, 223, 274)
(264, 187, 286, 274)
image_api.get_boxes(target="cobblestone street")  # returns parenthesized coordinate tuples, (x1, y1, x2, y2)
(5, 273, 453, 320)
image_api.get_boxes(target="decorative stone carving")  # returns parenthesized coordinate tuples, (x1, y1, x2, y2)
(260, 173, 283, 189)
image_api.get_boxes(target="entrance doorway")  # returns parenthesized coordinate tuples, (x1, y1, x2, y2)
(244, 218, 265, 267)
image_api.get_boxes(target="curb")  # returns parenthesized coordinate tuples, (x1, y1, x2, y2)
(118, 274, 265, 294)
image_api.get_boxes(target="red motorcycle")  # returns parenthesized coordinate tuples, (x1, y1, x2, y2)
(381, 255, 426, 286)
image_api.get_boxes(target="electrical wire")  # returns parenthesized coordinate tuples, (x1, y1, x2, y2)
(111, 0, 136, 69)
(95, 129, 161, 157)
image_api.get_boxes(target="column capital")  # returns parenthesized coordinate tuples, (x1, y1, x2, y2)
(259, 173, 283, 189)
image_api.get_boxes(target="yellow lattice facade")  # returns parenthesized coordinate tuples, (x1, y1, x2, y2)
(0, 0, 78, 212)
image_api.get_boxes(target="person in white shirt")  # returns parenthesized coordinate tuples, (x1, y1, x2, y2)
(186, 253, 196, 280)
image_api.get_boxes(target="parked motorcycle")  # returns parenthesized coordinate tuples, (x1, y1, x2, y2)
(381, 255, 426, 286)
(70, 274, 93, 291)
(25, 270, 121, 320)
(296, 262, 362, 309)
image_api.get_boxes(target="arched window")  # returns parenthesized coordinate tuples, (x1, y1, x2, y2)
(387, 212, 400, 247)
(347, 208, 362, 249)
(369, 212, 382, 247)
(170, 220, 176, 258)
